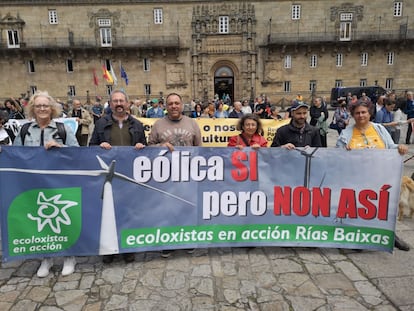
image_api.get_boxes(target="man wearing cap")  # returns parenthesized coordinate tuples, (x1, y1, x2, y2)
(146, 98, 165, 118)
(271, 101, 321, 149)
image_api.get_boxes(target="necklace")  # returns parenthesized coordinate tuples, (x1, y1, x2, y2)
(354, 122, 371, 134)
(354, 123, 372, 146)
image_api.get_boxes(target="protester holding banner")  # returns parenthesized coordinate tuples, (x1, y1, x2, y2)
(148, 92, 201, 257)
(13, 90, 79, 277)
(90, 89, 147, 263)
(148, 92, 201, 152)
(227, 114, 267, 149)
(89, 90, 147, 151)
(336, 99, 410, 251)
(271, 101, 321, 149)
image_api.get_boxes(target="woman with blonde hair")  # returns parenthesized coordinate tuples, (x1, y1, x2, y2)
(14, 90, 80, 276)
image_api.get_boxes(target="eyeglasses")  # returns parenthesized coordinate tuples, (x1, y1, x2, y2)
(34, 104, 51, 109)
(111, 99, 126, 104)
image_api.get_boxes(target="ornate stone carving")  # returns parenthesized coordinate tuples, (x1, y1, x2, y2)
(166, 63, 187, 87)
(0, 13, 25, 26)
(330, 3, 364, 22)
(263, 60, 279, 82)
(87, 8, 120, 46)
(192, 3, 255, 36)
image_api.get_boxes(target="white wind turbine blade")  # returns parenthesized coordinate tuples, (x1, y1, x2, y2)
(0, 168, 106, 176)
(99, 180, 119, 255)
(96, 155, 195, 206)
(96, 155, 109, 170)
(112, 171, 195, 207)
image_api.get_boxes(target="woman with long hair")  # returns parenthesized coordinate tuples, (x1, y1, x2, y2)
(227, 113, 268, 149)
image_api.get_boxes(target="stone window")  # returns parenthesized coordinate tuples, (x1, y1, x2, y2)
(339, 13, 352, 41)
(143, 58, 150, 71)
(335, 80, 343, 87)
(291, 5, 301, 20)
(100, 28, 112, 47)
(66, 59, 73, 73)
(309, 80, 317, 92)
(48, 10, 58, 24)
(98, 18, 112, 47)
(68, 85, 76, 97)
(27, 60, 35, 73)
(385, 78, 393, 89)
(284, 55, 292, 69)
(7, 29, 19, 48)
(154, 8, 163, 24)
(360, 52, 368, 66)
(98, 18, 111, 27)
(219, 16, 229, 34)
(386, 52, 394, 65)
(144, 84, 151, 96)
(284, 81, 291, 92)
(360, 79, 367, 87)
(310, 54, 317, 68)
(336, 53, 343, 67)
(393, 2, 403, 17)
(340, 13, 353, 21)
(30, 85, 37, 95)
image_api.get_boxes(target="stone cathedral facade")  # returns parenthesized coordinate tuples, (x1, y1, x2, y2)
(0, 0, 413, 105)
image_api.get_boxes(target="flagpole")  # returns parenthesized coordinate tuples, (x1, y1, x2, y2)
(120, 60, 124, 91)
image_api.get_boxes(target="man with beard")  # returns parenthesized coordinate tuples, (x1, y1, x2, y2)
(89, 89, 147, 264)
(271, 101, 321, 148)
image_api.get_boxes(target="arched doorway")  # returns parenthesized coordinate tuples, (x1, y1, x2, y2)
(214, 66, 234, 104)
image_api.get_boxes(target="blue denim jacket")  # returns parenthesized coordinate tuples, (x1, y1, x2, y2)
(336, 122, 397, 149)
(13, 120, 79, 147)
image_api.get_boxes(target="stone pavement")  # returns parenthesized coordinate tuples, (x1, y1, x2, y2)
(1, 126, 414, 311)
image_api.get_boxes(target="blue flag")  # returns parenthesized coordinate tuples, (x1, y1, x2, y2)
(120, 64, 129, 85)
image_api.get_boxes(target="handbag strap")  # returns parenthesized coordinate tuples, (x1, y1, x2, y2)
(239, 134, 250, 146)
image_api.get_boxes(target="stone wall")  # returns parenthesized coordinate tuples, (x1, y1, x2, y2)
(0, 0, 412, 104)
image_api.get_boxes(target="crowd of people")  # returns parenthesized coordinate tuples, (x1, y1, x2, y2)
(0, 88, 412, 278)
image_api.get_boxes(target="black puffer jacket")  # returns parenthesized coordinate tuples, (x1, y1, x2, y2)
(271, 121, 321, 147)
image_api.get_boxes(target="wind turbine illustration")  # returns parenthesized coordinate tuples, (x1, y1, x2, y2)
(294, 148, 346, 224)
(98, 158, 118, 255)
(295, 147, 319, 188)
(0, 155, 195, 256)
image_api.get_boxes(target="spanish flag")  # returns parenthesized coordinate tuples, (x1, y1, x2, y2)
(102, 65, 114, 84)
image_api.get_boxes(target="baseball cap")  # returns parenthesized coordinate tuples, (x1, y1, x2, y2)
(151, 98, 159, 104)
(290, 100, 309, 111)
